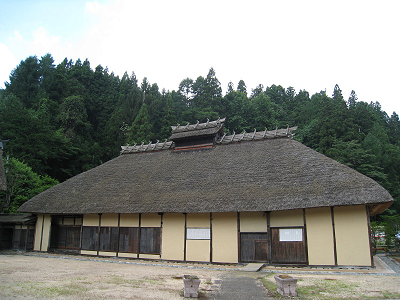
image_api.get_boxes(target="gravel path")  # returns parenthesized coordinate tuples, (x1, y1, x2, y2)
(377, 254, 400, 273)
(210, 273, 274, 299)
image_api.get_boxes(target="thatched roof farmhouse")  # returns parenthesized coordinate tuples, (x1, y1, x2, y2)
(17, 118, 392, 266)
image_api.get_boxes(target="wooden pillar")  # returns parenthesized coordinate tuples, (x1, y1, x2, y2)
(97, 213, 102, 256)
(267, 211, 271, 264)
(303, 208, 309, 265)
(40, 214, 45, 251)
(24, 224, 29, 251)
(237, 212, 240, 263)
(366, 206, 374, 267)
(137, 213, 141, 258)
(183, 213, 187, 262)
(159, 213, 163, 258)
(79, 215, 84, 250)
(210, 213, 213, 263)
(116, 213, 121, 257)
(331, 207, 338, 266)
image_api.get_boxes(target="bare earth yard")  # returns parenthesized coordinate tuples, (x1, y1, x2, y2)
(0, 254, 399, 299)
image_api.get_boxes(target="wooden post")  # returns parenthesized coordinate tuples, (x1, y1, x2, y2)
(183, 213, 187, 262)
(267, 211, 271, 264)
(237, 212, 240, 263)
(24, 224, 29, 251)
(159, 213, 163, 258)
(97, 213, 102, 256)
(40, 214, 45, 251)
(366, 206, 374, 267)
(303, 209, 309, 265)
(116, 213, 121, 257)
(79, 216, 84, 251)
(137, 213, 141, 258)
(331, 207, 338, 266)
(210, 213, 213, 263)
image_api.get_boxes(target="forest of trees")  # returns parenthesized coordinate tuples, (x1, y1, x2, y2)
(1, 54, 399, 243)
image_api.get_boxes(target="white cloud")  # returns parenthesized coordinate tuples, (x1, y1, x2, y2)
(29, 27, 62, 54)
(85, 1, 106, 15)
(14, 31, 23, 42)
(0, 43, 18, 87)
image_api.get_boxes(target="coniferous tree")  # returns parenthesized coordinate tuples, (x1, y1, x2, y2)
(5, 56, 41, 108)
(127, 103, 153, 145)
(159, 95, 176, 140)
(237, 80, 247, 94)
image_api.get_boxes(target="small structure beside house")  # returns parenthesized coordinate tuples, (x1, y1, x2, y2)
(0, 214, 36, 251)
(18, 118, 393, 267)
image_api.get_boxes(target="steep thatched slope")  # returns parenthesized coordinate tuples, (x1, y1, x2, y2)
(19, 138, 393, 214)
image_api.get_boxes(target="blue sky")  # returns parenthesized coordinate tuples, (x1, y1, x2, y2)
(1, 0, 399, 116)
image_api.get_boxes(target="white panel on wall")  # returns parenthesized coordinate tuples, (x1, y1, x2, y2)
(279, 228, 303, 242)
(187, 228, 210, 240)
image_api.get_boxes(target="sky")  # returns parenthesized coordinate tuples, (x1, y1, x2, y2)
(1, 0, 399, 116)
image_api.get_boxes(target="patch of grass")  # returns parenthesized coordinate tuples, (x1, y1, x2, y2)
(44, 283, 89, 297)
(7, 281, 90, 298)
(258, 273, 284, 298)
(105, 275, 136, 286)
(297, 278, 356, 299)
(381, 291, 400, 299)
(104, 275, 166, 289)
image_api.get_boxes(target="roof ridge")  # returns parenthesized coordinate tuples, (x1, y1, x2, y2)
(216, 126, 297, 145)
(120, 124, 298, 155)
(121, 140, 174, 154)
(171, 117, 226, 133)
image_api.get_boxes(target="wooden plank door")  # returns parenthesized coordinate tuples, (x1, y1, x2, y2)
(240, 233, 268, 262)
(254, 240, 268, 261)
(270, 228, 306, 264)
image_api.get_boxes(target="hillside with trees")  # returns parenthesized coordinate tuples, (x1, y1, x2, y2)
(1, 54, 399, 240)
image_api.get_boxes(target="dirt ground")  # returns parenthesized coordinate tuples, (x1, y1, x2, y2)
(0, 254, 399, 299)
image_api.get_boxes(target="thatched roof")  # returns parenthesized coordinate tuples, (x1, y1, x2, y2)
(18, 138, 393, 215)
(0, 213, 36, 224)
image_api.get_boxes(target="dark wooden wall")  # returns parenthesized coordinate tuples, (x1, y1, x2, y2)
(240, 233, 268, 262)
(270, 228, 306, 264)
